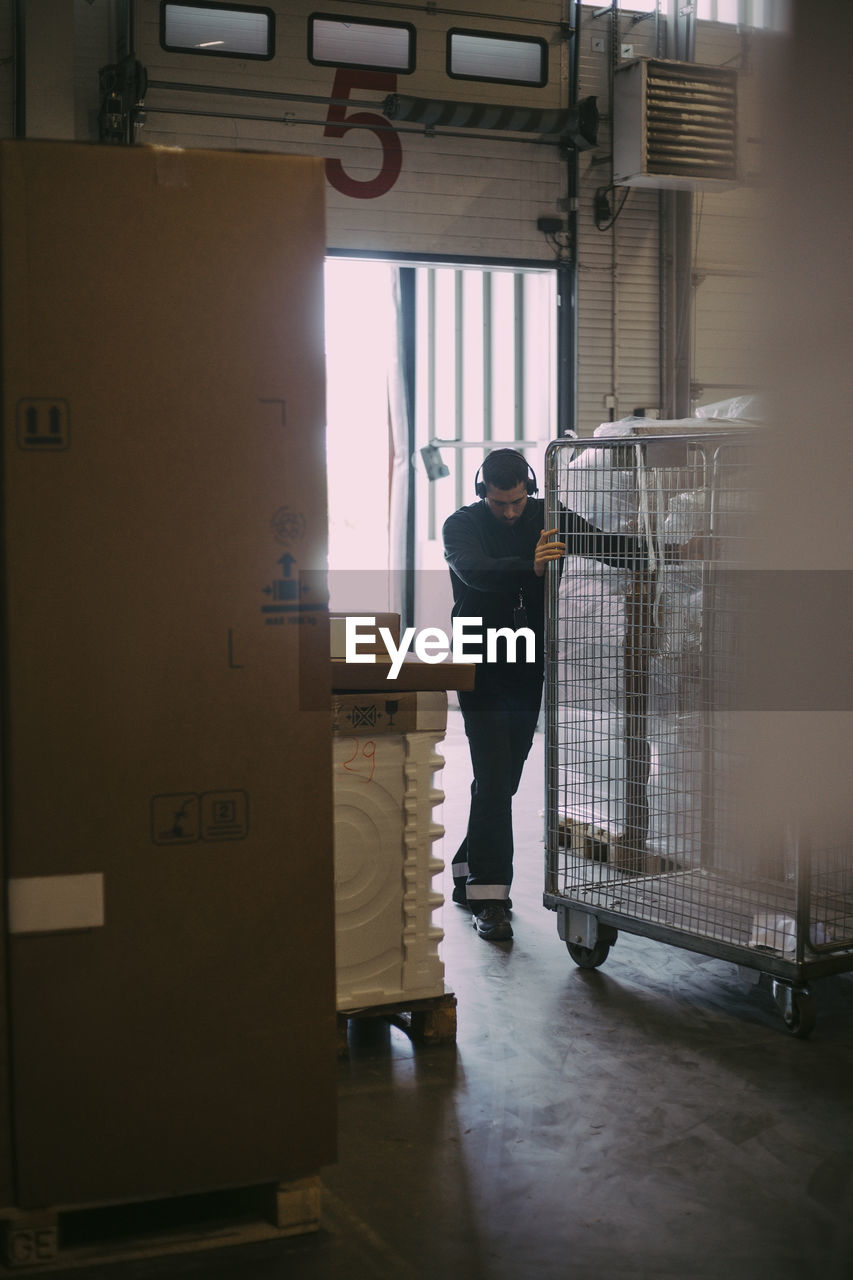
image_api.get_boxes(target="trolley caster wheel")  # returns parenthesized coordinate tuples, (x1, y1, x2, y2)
(772, 979, 816, 1039)
(567, 940, 611, 969)
(783, 993, 816, 1039)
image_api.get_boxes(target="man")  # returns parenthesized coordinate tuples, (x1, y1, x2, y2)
(442, 447, 645, 942)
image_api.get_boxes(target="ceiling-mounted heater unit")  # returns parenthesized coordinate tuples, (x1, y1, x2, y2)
(613, 58, 738, 191)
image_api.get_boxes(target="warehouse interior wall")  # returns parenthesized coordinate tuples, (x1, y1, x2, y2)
(2, 1, 788, 442)
(573, 3, 778, 429)
(131, 0, 570, 262)
(0, 0, 799, 656)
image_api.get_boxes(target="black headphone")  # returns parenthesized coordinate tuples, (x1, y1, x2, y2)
(475, 450, 538, 499)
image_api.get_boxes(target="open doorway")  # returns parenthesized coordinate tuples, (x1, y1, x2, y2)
(324, 258, 558, 629)
(324, 258, 400, 617)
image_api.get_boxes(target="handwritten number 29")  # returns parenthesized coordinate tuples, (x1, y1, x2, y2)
(342, 738, 377, 784)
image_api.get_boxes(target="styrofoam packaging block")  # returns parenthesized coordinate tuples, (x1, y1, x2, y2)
(401, 731, 446, 995)
(333, 726, 446, 1012)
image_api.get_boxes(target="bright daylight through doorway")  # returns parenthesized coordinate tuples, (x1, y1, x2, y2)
(324, 257, 558, 623)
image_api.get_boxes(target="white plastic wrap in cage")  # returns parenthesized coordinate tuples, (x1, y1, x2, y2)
(594, 395, 763, 437)
(661, 491, 710, 546)
(560, 443, 639, 536)
(588, 408, 756, 557)
(557, 561, 704, 695)
(555, 447, 710, 866)
(556, 710, 704, 865)
(646, 712, 705, 864)
(558, 559, 628, 705)
(649, 566, 705, 713)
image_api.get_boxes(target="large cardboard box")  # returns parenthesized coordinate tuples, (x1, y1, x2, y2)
(0, 141, 335, 1208)
(329, 612, 401, 657)
(332, 690, 447, 737)
(330, 655, 477, 692)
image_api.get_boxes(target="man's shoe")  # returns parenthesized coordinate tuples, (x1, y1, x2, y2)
(472, 904, 513, 942)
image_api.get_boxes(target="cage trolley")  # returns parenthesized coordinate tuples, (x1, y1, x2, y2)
(543, 430, 853, 1038)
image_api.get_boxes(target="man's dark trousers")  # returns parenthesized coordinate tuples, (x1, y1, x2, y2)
(452, 676, 543, 904)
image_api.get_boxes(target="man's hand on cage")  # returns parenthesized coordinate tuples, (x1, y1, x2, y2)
(534, 527, 566, 577)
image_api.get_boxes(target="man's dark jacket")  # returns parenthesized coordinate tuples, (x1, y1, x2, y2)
(442, 496, 644, 690)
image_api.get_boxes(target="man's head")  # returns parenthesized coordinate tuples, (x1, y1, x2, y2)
(477, 449, 536, 526)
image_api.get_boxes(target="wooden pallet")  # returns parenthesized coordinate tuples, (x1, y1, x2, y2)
(0, 1177, 321, 1273)
(557, 816, 683, 876)
(337, 992, 457, 1057)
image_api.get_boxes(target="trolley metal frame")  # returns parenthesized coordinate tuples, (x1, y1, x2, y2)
(543, 431, 853, 1037)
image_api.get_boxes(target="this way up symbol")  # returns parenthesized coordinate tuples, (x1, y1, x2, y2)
(262, 552, 305, 605)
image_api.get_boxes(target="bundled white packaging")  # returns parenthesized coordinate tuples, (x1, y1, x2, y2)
(556, 427, 713, 867)
(333, 704, 447, 1012)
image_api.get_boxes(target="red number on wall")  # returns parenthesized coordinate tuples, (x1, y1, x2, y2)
(324, 69, 403, 200)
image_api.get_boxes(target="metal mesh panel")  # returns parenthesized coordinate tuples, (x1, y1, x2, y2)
(544, 432, 853, 972)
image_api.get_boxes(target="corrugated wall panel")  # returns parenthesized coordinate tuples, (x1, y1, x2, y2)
(614, 188, 661, 408)
(73, 0, 113, 140)
(690, 24, 770, 410)
(136, 0, 569, 262)
(1, 2, 779, 428)
(576, 27, 612, 434)
(574, 11, 662, 434)
(692, 272, 768, 400)
(575, 13, 772, 431)
(140, 109, 565, 259)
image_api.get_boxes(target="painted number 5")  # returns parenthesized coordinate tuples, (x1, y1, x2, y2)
(324, 69, 403, 199)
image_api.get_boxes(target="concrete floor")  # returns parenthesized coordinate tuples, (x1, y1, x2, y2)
(71, 707, 853, 1280)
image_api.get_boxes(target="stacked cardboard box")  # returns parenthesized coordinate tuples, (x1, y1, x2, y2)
(0, 141, 335, 1208)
